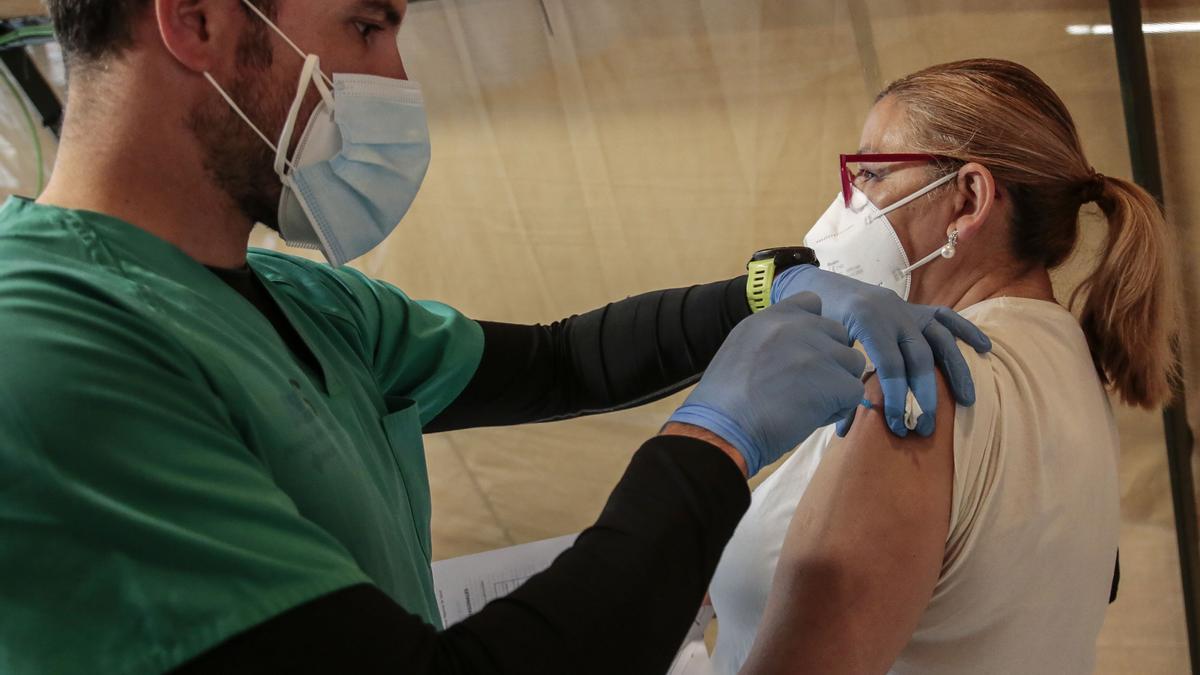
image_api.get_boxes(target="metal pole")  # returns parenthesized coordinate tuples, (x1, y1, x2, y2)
(1107, 1, 1200, 672)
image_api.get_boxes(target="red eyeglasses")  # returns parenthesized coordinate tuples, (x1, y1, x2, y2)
(839, 153, 953, 206)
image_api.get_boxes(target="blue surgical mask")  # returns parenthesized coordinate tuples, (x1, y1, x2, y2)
(203, 1, 430, 267)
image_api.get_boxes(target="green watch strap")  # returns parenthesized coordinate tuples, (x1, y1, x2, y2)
(746, 258, 776, 313)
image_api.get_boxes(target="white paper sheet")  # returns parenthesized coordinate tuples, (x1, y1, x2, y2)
(431, 534, 716, 674)
(433, 533, 578, 627)
(668, 605, 716, 675)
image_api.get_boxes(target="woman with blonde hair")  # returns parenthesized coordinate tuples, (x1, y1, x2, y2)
(707, 58, 1180, 675)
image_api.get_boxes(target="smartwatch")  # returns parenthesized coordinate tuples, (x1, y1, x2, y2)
(746, 246, 820, 313)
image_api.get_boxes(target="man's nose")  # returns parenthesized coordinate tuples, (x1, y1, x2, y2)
(383, 36, 408, 80)
(364, 57, 406, 80)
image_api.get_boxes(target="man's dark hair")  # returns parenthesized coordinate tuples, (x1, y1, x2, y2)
(46, 0, 150, 65)
(46, 0, 276, 68)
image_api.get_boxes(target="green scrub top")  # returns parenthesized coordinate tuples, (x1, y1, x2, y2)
(0, 197, 484, 674)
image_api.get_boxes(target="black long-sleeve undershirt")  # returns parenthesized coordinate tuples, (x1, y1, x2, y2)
(173, 435, 750, 674)
(427, 275, 752, 431)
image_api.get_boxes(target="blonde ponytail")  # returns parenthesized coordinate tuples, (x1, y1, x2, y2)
(1072, 176, 1180, 408)
(880, 58, 1181, 408)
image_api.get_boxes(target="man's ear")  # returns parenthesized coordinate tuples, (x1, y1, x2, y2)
(154, 0, 246, 74)
(949, 162, 996, 243)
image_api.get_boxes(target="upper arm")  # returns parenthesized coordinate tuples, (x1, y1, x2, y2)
(0, 279, 369, 673)
(740, 372, 955, 675)
(363, 283, 485, 425)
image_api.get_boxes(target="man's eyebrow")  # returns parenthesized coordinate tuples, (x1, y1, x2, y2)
(354, 0, 403, 26)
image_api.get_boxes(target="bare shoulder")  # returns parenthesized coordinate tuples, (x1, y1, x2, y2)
(837, 368, 957, 471)
(740, 371, 956, 675)
(787, 369, 956, 561)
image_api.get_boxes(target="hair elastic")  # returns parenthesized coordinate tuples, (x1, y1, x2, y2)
(1081, 173, 1107, 203)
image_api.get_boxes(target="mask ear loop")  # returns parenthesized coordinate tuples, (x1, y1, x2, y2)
(202, 72, 282, 157)
(239, 0, 335, 90)
(871, 170, 958, 222)
(203, 53, 332, 181)
(863, 170, 961, 276)
(901, 228, 959, 275)
(203, 0, 341, 175)
(274, 53, 326, 178)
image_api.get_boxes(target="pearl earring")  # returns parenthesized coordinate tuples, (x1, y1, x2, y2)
(941, 229, 959, 259)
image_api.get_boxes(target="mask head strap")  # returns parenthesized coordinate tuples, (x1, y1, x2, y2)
(239, 0, 334, 90)
(872, 170, 958, 221)
(901, 228, 960, 275)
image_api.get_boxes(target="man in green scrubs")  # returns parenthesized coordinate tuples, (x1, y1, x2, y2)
(0, 1, 987, 672)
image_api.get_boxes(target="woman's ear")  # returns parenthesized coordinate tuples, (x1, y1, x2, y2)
(949, 162, 996, 243)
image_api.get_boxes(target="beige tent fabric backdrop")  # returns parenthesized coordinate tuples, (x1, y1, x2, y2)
(1, 0, 1198, 672)
(0, 1, 43, 20)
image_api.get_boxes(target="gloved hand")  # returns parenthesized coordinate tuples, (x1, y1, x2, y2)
(771, 265, 991, 438)
(668, 292, 866, 476)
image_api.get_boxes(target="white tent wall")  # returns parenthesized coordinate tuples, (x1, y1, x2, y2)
(1, 0, 1197, 671)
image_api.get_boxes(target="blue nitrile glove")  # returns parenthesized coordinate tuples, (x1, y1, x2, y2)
(771, 265, 991, 438)
(668, 292, 866, 476)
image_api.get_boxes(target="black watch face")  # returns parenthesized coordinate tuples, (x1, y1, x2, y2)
(752, 247, 819, 269)
(782, 248, 820, 268)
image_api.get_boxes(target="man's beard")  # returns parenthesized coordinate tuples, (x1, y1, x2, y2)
(187, 25, 290, 232)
